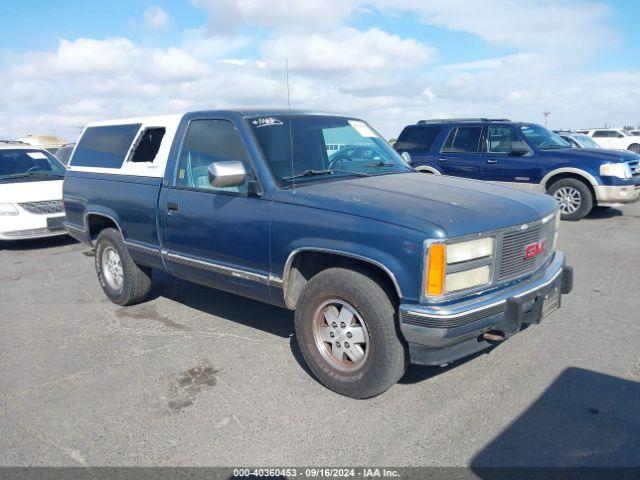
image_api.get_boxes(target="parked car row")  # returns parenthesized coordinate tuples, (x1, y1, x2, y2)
(394, 118, 640, 220)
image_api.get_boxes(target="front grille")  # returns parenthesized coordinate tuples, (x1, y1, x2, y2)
(497, 220, 555, 282)
(627, 160, 640, 177)
(19, 200, 64, 215)
(2, 228, 64, 239)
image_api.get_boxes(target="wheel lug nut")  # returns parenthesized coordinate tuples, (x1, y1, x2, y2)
(336, 342, 341, 347)
(346, 332, 352, 338)
(330, 332, 335, 338)
(344, 342, 350, 348)
(340, 322, 346, 328)
(332, 322, 337, 328)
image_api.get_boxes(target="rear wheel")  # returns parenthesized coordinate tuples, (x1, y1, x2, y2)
(95, 228, 152, 305)
(294, 267, 407, 398)
(629, 143, 640, 154)
(549, 178, 593, 221)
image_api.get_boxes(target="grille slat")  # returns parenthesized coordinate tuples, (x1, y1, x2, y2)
(497, 221, 555, 282)
(18, 200, 64, 215)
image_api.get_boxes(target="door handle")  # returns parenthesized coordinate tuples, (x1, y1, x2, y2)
(167, 202, 180, 214)
(437, 157, 446, 162)
(486, 159, 498, 164)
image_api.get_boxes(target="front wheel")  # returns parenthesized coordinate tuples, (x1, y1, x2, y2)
(629, 143, 640, 154)
(549, 178, 593, 221)
(294, 267, 408, 398)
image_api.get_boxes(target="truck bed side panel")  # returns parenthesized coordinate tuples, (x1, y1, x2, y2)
(64, 171, 164, 269)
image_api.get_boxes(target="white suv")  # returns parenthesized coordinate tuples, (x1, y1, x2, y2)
(579, 128, 640, 153)
(0, 143, 68, 241)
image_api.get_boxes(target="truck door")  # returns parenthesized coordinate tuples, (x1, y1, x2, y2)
(482, 125, 540, 187)
(436, 125, 486, 179)
(161, 118, 271, 302)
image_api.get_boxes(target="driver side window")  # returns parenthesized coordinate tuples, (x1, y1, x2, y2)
(487, 126, 529, 154)
(175, 119, 250, 194)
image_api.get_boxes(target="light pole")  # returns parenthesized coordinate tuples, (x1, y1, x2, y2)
(543, 112, 550, 127)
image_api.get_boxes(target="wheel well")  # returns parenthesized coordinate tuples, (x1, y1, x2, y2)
(415, 166, 440, 174)
(284, 251, 399, 309)
(86, 214, 119, 242)
(544, 172, 595, 199)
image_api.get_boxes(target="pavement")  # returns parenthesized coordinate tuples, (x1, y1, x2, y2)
(1, 203, 639, 467)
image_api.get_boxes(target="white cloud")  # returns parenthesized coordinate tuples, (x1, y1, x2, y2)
(144, 6, 170, 30)
(192, 0, 360, 32)
(261, 28, 436, 71)
(371, 0, 615, 54)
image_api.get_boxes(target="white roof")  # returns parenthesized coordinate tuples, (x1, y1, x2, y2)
(85, 114, 184, 128)
(0, 143, 45, 151)
(69, 114, 185, 178)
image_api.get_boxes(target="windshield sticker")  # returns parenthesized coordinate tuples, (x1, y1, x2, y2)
(27, 152, 48, 159)
(251, 117, 284, 128)
(348, 120, 377, 138)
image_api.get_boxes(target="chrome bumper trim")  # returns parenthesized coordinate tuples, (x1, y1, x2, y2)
(399, 252, 566, 346)
(594, 185, 640, 205)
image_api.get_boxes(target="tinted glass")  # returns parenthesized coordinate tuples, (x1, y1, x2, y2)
(592, 130, 608, 138)
(55, 145, 74, 165)
(248, 115, 410, 185)
(441, 126, 483, 153)
(395, 126, 441, 153)
(175, 119, 250, 193)
(519, 124, 571, 150)
(72, 124, 141, 168)
(0, 149, 66, 181)
(487, 126, 529, 153)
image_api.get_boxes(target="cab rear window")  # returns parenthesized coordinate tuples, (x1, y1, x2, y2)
(395, 126, 441, 153)
(71, 124, 141, 168)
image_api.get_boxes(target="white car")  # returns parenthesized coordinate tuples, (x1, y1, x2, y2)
(579, 128, 640, 153)
(0, 143, 67, 241)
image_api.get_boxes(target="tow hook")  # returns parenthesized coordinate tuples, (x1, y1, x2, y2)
(483, 330, 506, 342)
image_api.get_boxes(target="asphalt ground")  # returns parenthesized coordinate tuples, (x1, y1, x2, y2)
(1, 203, 639, 467)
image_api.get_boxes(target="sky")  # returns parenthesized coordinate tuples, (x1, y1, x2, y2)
(1, 0, 639, 141)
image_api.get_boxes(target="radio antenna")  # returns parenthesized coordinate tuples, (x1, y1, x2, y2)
(286, 58, 295, 191)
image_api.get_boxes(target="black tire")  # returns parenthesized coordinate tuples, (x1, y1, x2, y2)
(629, 143, 640, 154)
(95, 228, 152, 306)
(294, 267, 407, 398)
(548, 178, 593, 221)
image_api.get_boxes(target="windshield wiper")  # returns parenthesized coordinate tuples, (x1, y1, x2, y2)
(0, 172, 63, 181)
(363, 161, 396, 167)
(283, 169, 369, 181)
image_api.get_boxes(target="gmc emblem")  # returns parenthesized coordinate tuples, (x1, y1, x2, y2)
(524, 239, 546, 259)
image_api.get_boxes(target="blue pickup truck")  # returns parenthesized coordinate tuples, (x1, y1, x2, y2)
(63, 110, 572, 398)
(395, 118, 640, 220)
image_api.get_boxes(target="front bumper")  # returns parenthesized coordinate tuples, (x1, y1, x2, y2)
(399, 252, 572, 366)
(594, 184, 640, 206)
(0, 214, 67, 241)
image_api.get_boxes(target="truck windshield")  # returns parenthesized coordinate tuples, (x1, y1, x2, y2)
(247, 115, 410, 185)
(520, 124, 572, 150)
(0, 149, 66, 182)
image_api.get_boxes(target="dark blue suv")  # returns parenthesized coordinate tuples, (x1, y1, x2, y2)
(395, 118, 640, 220)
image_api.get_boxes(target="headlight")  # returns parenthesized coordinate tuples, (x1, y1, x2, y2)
(425, 237, 494, 298)
(446, 237, 493, 264)
(0, 204, 19, 216)
(600, 162, 631, 179)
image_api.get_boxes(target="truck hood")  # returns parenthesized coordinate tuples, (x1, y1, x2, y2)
(279, 173, 556, 238)
(546, 147, 639, 162)
(0, 179, 63, 203)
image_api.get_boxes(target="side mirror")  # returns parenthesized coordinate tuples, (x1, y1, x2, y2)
(208, 161, 247, 188)
(510, 143, 529, 156)
(401, 152, 412, 165)
(618, 134, 625, 138)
